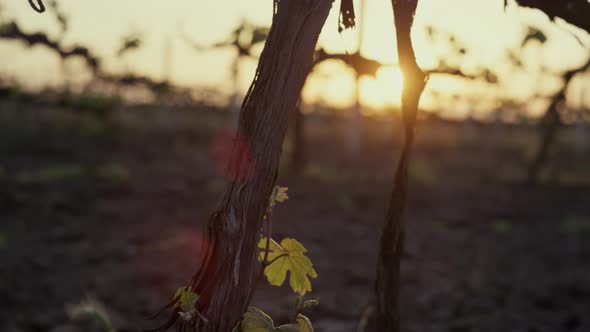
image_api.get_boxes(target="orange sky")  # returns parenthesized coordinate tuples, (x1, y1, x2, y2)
(0, 0, 588, 118)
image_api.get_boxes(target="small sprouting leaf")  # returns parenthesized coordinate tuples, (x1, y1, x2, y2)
(258, 238, 317, 295)
(174, 286, 199, 319)
(492, 219, 512, 234)
(241, 307, 276, 332)
(296, 314, 313, 332)
(269, 186, 289, 208)
(302, 298, 320, 310)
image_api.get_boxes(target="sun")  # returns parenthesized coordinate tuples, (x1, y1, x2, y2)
(301, 62, 404, 113)
(359, 66, 404, 112)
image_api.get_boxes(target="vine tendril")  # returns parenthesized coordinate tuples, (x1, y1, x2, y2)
(28, 0, 46, 13)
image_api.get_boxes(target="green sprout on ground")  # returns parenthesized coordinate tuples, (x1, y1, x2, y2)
(78, 115, 107, 137)
(16, 165, 86, 184)
(560, 216, 590, 234)
(66, 298, 116, 332)
(491, 219, 513, 234)
(303, 163, 342, 183)
(95, 163, 130, 184)
(409, 159, 438, 185)
(13, 163, 129, 185)
(431, 221, 449, 231)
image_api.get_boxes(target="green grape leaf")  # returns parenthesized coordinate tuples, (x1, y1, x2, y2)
(241, 307, 276, 332)
(174, 287, 199, 313)
(258, 238, 317, 295)
(296, 314, 313, 332)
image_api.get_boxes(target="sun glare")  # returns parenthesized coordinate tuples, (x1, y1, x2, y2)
(360, 67, 404, 112)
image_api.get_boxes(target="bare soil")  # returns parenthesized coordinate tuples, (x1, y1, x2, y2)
(1, 102, 589, 332)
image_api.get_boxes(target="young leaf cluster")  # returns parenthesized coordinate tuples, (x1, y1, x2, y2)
(166, 186, 318, 331)
(232, 186, 318, 331)
(233, 307, 313, 332)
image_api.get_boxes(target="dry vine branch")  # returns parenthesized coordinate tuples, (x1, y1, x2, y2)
(0, 21, 175, 97)
(314, 48, 497, 82)
(182, 21, 269, 58)
(374, 0, 426, 331)
(314, 48, 383, 78)
(28, 0, 45, 13)
(527, 55, 590, 184)
(426, 67, 497, 83)
(0, 22, 99, 71)
(149, 0, 334, 331)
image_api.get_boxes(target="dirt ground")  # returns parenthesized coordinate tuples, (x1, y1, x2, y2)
(1, 102, 589, 332)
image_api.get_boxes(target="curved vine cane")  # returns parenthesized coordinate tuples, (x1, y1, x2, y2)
(28, 0, 46, 13)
